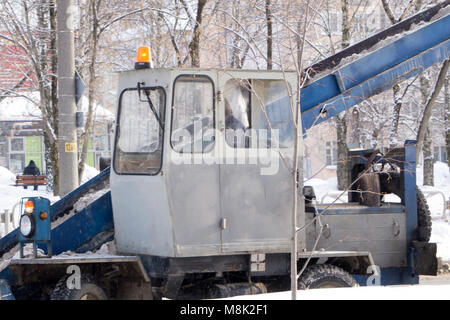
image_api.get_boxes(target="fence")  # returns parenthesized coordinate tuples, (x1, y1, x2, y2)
(0, 202, 21, 238)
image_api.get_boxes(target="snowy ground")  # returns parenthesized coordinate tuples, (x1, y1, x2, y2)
(222, 283, 450, 300)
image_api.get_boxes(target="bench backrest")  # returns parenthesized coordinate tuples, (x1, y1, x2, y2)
(16, 175, 47, 185)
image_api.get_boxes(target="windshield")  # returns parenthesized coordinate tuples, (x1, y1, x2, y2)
(114, 87, 165, 175)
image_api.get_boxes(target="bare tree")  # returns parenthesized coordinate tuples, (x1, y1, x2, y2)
(0, 0, 60, 193)
(417, 60, 450, 166)
(265, 0, 273, 70)
(336, 0, 350, 190)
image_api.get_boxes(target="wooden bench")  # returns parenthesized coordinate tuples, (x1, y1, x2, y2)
(15, 175, 47, 188)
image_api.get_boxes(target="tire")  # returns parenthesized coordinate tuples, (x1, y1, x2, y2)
(416, 188, 433, 242)
(51, 275, 107, 300)
(356, 173, 381, 207)
(298, 264, 358, 289)
(379, 172, 432, 242)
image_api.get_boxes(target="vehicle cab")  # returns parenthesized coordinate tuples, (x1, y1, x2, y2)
(110, 66, 303, 259)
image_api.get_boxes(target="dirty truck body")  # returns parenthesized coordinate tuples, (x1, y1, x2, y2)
(0, 2, 449, 300)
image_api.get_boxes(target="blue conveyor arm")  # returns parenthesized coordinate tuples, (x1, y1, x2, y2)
(301, 6, 450, 132)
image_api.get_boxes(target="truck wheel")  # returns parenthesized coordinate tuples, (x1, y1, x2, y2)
(51, 275, 107, 300)
(416, 188, 433, 242)
(298, 264, 358, 289)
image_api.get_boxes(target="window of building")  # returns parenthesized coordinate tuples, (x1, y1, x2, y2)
(171, 75, 215, 153)
(328, 12, 341, 35)
(326, 141, 338, 167)
(434, 146, 447, 163)
(9, 136, 44, 174)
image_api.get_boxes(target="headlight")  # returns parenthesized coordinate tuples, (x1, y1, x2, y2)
(20, 214, 35, 238)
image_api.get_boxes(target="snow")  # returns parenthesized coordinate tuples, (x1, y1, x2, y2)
(220, 284, 450, 300)
(0, 92, 41, 121)
(0, 92, 114, 121)
(0, 166, 16, 186)
(80, 163, 100, 185)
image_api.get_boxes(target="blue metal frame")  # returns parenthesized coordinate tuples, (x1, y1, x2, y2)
(353, 267, 418, 287)
(301, 14, 450, 132)
(18, 197, 52, 258)
(0, 279, 15, 300)
(50, 192, 114, 255)
(404, 141, 418, 270)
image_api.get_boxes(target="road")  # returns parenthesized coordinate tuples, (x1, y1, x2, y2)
(420, 274, 450, 285)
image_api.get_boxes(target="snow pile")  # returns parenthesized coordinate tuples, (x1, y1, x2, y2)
(80, 164, 100, 185)
(12, 244, 45, 260)
(0, 166, 16, 186)
(431, 221, 450, 261)
(306, 177, 344, 204)
(417, 162, 450, 218)
(54, 241, 117, 259)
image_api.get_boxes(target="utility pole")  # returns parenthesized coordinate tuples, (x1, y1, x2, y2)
(57, 0, 79, 196)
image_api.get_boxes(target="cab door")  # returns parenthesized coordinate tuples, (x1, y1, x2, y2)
(217, 71, 300, 253)
(166, 72, 222, 257)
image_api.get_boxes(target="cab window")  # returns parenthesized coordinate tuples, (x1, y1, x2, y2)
(224, 79, 294, 149)
(171, 75, 215, 153)
(114, 87, 165, 175)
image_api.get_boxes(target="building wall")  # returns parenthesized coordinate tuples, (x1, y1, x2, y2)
(303, 122, 338, 181)
(0, 121, 44, 174)
(0, 120, 113, 174)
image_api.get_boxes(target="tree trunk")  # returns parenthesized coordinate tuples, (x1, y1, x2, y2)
(416, 59, 450, 159)
(419, 74, 433, 186)
(382, 0, 412, 146)
(265, 0, 273, 70)
(389, 84, 403, 147)
(189, 0, 208, 68)
(336, 115, 348, 190)
(49, 0, 59, 193)
(423, 128, 434, 186)
(337, 0, 350, 190)
(79, 0, 99, 182)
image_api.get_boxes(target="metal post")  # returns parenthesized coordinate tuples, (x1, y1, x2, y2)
(4, 210, 9, 237)
(57, 0, 79, 196)
(404, 140, 418, 270)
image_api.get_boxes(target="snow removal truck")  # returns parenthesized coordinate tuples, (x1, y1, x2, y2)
(0, 1, 449, 300)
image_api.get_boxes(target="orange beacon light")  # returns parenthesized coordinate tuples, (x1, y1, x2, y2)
(135, 46, 153, 70)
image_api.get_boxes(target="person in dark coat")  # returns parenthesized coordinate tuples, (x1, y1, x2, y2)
(23, 160, 40, 190)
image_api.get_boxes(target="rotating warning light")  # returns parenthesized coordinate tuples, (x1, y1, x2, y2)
(135, 46, 153, 70)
